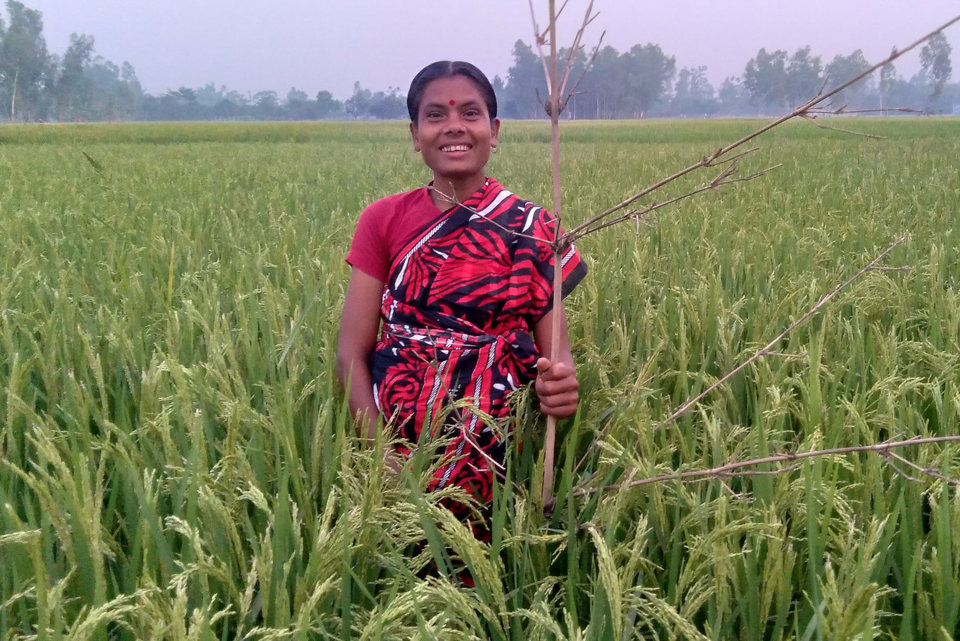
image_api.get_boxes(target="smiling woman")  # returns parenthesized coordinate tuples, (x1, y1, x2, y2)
(335, 60, 587, 540)
(409, 74, 500, 207)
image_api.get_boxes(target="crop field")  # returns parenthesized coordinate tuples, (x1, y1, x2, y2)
(1, 117, 959, 640)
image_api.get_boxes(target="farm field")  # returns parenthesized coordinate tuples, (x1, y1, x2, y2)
(1, 117, 959, 640)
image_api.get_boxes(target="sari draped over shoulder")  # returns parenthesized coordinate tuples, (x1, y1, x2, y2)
(370, 178, 586, 503)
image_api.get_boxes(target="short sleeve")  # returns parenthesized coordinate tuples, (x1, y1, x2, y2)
(345, 202, 390, 282)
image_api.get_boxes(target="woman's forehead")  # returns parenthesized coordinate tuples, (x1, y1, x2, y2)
(421, 75, 484, 100)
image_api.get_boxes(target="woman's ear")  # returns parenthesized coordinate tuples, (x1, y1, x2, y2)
(491, 117, 501, 148)
(410, 122, 421, 152)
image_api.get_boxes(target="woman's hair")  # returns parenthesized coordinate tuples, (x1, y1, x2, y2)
(406, 60, 498, 123)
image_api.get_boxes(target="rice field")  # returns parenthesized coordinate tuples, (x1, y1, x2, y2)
(1, 117, 959, 640)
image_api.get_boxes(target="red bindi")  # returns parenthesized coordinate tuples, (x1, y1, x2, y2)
(449, 99, 456, 106)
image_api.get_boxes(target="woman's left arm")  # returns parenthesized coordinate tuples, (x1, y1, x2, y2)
(532, 306, 579, 418)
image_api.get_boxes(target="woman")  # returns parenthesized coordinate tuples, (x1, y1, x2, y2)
(336, 60, 586, 519)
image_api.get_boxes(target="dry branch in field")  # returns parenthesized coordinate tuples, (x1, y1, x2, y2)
(575, 435, 960, 497)
(572, 235, 911, 476)
(526, 4, 960, 509)
(562, 14, 960, 246)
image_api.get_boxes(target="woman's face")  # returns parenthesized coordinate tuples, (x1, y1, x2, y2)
(410, 75, 500, 195)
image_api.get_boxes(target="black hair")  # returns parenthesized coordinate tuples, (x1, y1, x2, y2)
(406, 60, 498, 123)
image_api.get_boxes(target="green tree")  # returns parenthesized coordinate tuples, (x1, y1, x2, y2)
(824, 49, 873, 109)
(54, 31, 140, 122)
(879, 52, 897, 113)
(89, 58, 141, 119)
(344, 81, 371, 119)
(252, 90, 278, 120)
(743, 48, 788, 113)
(920, 31, 952, 110)
(54, 33, 94, 119)
(590, 45, 630, 118)
(0, 0, 52, 121)
(622, 43, 675, 117)
(285, 87, 310, 120)
(367, 86, 405, 120)
(671, 66, 717, 116)
(314, 89, 342, 119)
(717, 76, 750, 115)
(785, 46, 822, 105)
(502, 40, 546, 119)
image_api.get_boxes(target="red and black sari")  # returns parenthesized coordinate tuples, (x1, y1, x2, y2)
(370, 178, 586, 509)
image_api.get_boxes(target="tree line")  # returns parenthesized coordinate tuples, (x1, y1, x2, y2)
(1, 0, 955, 123)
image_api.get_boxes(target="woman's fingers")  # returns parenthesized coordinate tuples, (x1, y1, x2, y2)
(535, 357, 579, 417)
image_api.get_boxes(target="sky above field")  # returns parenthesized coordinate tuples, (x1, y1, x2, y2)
(22, 0, 960, 99)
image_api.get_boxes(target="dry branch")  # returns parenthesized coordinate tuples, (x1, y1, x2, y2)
(573, 235, 909, 476)
(524, 4, 958, 510)
(562, 13, 960, 246)
(574, 435, 960, 496)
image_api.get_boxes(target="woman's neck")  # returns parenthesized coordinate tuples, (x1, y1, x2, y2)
(430, 174, 486, 207)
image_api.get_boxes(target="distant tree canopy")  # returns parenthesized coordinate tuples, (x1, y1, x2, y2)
(0, 0, 957, 123)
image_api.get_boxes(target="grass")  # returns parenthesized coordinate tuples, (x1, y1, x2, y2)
(1, 117, 959, 639)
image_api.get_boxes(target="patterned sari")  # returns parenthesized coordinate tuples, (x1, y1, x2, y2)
(370, 178, 586, 507)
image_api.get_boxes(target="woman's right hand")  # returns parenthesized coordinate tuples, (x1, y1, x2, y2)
(336, 268, 385, 442)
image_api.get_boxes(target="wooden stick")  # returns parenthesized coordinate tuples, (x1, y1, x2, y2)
(542, 0, 564, 511)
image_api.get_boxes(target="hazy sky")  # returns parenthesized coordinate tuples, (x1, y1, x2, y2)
(21, 1, 960, 100)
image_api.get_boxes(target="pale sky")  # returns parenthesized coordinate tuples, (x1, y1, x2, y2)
(19, 1, 960, 99)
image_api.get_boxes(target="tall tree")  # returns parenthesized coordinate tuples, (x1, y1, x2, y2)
(785, 46, 823, 105)
(920, 31, 952, 109)
(742, 48, 788, 113)
(55, 33, 94, 119)
(314, 89, 341, 119)
(367, 86, 405, 119)
(717, 76, 750, 115)
(344, 82, 371, 119)
(252, 90, 279, 119)
(84, 56, 141, 119)
(671, 66, 717, 116)
(578, 45, 623, 118)
(0, 0, 52, 120)
(622, 43, 675, 117)
(823, 49, 873, 109)
(284, 87, 310, 119)
(502, 40, 546, 119)
(879, 51, 897, 113)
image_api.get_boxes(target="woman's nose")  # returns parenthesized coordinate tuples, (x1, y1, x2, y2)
(445, 113, 466, 133)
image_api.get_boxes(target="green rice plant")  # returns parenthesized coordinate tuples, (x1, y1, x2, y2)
(1, 118, 960, 639)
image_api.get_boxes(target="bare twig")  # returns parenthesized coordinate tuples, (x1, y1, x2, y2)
(580, 163, 780, 237)
(571, 236, 908, 476)
(799, 115, 886, 139)
(574, 435, 960, 496)
(522, 4, 957, 511)
(427, 183, 546, 244)
(881, 448, 960, 487)
(805, 106, 922, 116)
(563, 13, 960, 245)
